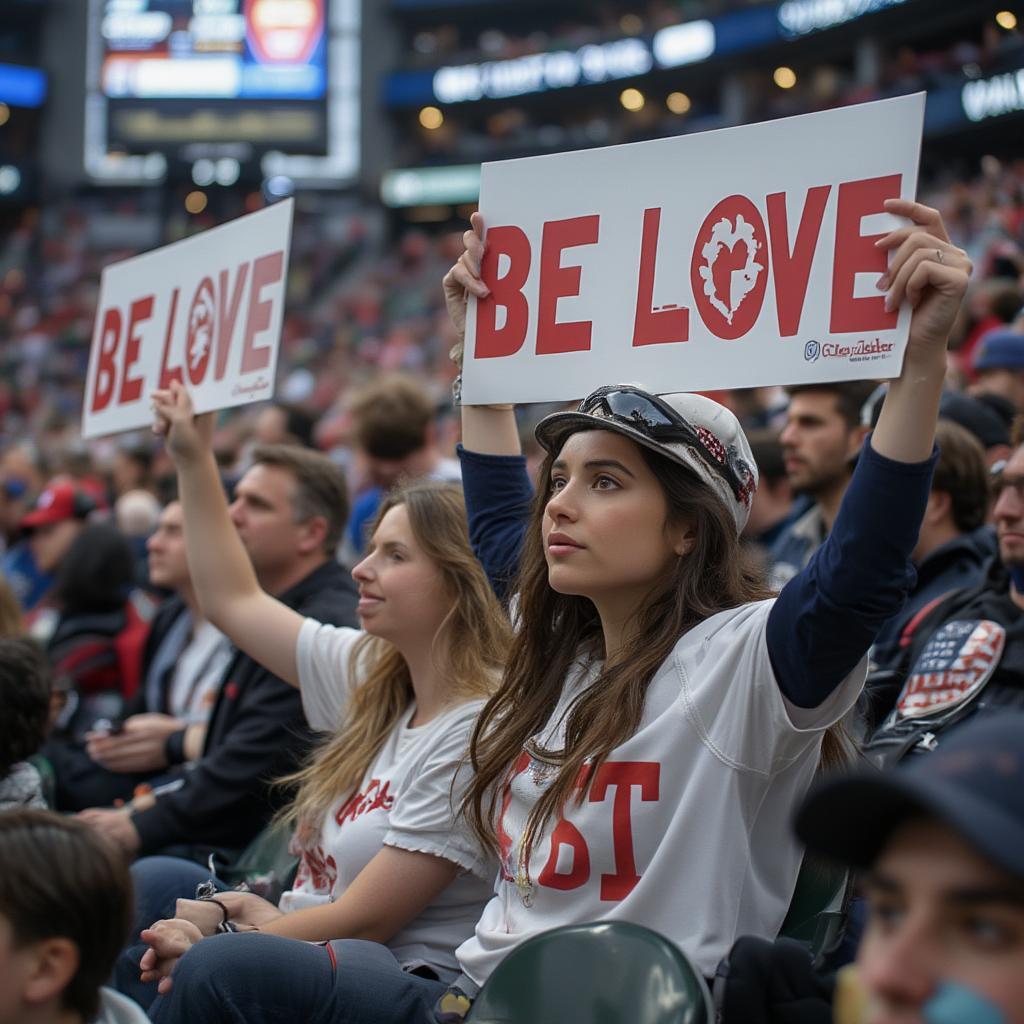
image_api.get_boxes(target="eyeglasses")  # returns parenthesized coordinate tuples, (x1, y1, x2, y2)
(577, 386, 755, 506)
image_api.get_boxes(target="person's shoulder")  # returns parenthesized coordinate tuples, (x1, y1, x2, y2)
(672, 600, 774, 659)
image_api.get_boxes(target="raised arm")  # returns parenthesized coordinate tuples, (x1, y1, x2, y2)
(767, 199, 972, 708)
(152, 382, 303, 686)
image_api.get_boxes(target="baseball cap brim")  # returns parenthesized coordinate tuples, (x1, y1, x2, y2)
(795, 769, 1024, 879)
(21, 506, 68, 529)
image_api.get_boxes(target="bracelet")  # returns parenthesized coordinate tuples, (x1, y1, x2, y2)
(195, 880, 232, 932)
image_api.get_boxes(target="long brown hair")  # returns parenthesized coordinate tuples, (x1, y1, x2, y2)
(464, 438, 849, 862)
(279, 482, 512, 840)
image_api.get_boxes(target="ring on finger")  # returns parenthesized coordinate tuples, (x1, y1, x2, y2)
(936, 249, 944, 265)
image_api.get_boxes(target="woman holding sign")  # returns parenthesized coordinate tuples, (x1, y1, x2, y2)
(149, 200, 970, 1024)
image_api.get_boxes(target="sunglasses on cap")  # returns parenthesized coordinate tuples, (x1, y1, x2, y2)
(577, 386, 755, 506)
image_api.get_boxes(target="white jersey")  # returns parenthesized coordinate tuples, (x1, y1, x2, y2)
(278, 619, 494, 977)
(457, 600, 865, 984)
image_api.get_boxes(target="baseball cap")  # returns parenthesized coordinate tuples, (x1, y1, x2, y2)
(939, 392, 1011, 450)
(534, 385, 759, 534)
(795, 712, 1024, 880)
(972, 328, 1024, 373)
(21, 481, 92, 529)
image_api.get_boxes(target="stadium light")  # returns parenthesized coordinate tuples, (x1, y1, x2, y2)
(0, 103, 8, 127)
(215, 158, 241, 187)
(667, 91, 691, 114)
(192, 159, 215, 187)
(419, 105, 444, 129)
(997, 11, 1018, 30)
(620, 88, 645, 111)
(652, 21, 715, 69)
(774, 66, 798, 89)
(0, 165, 20, 195)
(184, 190, 208, 214)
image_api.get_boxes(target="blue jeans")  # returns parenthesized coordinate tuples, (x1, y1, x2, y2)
(150, 933, 447, 1024)
(114, 856, 230, 1011)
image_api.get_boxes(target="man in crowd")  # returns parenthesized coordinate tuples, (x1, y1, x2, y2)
(742, 431, 797, 554)
(796, 712, 1024, 1024)
(346, 373, 460, 556)
(48, 499, 233, 812)
(768, 381, 877, 587)
(939, 390, 1013, 469)
(871, 419, 995, 669)
(2, 480, 95, 610)
(0, 810, 149, 1024)
(77, 445, 359, 864)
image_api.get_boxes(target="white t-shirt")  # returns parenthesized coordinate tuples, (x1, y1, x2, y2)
(277, 618, 494, 977)
(167, 620, 234, 724)
(457, 600, 865, 984)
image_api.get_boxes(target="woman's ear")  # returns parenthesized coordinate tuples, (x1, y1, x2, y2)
(672, 522, 698, 558)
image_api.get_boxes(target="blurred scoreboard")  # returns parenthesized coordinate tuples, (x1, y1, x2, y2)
(98, 0, 329, 156)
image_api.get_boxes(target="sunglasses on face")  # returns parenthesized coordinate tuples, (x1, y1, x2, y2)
(577, 387, 755, 506)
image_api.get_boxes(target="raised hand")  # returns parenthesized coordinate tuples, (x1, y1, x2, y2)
(151, 380, 216, 466)
(442, 211, 488, 360)
(876, 199, 972, 366)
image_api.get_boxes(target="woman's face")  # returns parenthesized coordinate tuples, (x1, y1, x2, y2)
(542, 430, 686, 607)
(351, 504, 450, 647)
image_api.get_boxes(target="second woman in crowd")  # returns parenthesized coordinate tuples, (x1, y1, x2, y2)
(123, 398, 510, 1018)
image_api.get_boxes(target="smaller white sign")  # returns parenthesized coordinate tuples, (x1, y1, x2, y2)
(82, 199, 294, 439)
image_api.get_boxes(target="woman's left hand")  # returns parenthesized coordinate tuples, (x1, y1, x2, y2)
(876, 199, 972, 366)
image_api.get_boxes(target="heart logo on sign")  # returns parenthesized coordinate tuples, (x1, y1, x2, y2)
(186, 278, 217, 385)
(697, 215, 765, 325)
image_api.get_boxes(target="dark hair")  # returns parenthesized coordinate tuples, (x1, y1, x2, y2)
(747, 430, 787, 486)
(51, 523, 135, 614)
(785, 381, 880, 430)
(464, 437, 800, 861)
(251, 444, 350, 554)
(279, 402, 317, 449)
(932, 420, 990, 533)
(0, 637, 51, 776)
(0, 810, 132, 1020)
(350, 374, 435, 460)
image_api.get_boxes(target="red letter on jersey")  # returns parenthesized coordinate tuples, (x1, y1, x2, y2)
(766, 186, 830, 337)
(589, 761, 660, 901)
(537, 817, 591, 891)
(831, 174, 901, 333)
(475, 226, 531, 359)
(536, 215, 600, 355)
(633, 207, 689, 347)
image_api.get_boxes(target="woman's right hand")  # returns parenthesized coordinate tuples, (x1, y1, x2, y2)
(442, 211, 489, 358)
(139, 917, 203, 994)
(174, 890, 283, 935)
(151, 379, 215, 466)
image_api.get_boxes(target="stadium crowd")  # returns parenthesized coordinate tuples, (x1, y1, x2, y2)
(1, 153, 1024, 1024)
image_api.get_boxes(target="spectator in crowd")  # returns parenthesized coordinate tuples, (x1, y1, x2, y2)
(115, 489, 164, 590)
(0, 576, 23, 636)
(48, 500, 233, 812)
(346, 374, 461, 556)
(115, 392, 510, 1011)
(77, 445, 360, 864)
(939, 390, 1013, 469)
(252, 401, 317, 450)
(111, 443, 156, 500)
(742, 431, 797, 554)
(0, 637, 51, 810)
(865, 418, 1024, 747)
(0, 810, 149, 1024)
(796, 712, 1024, 1024)
(871, 419, 995, 669)
(958, 277, 1023, 375)
(0, 477, 29, 556)
(970, 327, 1024, 411)
(768, 381, 877, 587)
(3, 479, 96, 611)
(35, 522, 148, 741)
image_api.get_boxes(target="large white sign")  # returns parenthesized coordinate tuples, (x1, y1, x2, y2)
(82, 199, 294, 439)
(462, 94, 925, 405)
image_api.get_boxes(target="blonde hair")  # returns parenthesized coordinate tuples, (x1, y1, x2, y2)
(278, 482, 511, 839)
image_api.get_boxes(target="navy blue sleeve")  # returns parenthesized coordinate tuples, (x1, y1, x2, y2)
(457, 445, 535, 601)
(766, 437, 938, 708)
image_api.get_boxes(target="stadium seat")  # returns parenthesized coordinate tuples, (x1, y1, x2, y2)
(466, 921, 714, 1024)
(217, 818, 298, 904)
(778, 858, 850, 959)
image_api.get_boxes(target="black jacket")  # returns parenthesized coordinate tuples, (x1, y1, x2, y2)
(131, 560, 359, 857)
